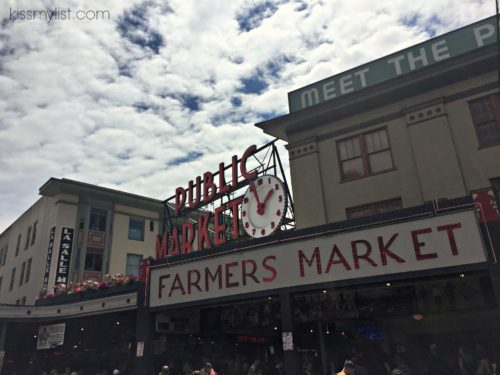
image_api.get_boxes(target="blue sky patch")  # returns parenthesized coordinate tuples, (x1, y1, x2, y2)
(169, 151, 203, 166)
(237, 1, 278, 32)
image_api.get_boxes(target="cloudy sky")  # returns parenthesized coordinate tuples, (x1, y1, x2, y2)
(0, 0, 494, 232)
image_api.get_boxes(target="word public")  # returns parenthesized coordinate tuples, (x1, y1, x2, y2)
(156, 145, 258, 259)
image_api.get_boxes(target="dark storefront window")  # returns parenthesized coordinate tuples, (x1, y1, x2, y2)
(469, 95, 500, 147)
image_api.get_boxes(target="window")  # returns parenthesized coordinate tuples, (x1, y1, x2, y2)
(128, 218, 145, 241)
(0, 276, 3, 292)
(19, 262, 26, 287)
(15, 299, 20, 305)
(84, 248, 103, 272)
(0, 247, 3, 267)
(9, 268, 16, 291)
(337, 128, 394, 180)
(21, 296, 26, 305)
(150, 220, 154, 232)
(15, 234, 21, 256)
(469, 95, 500, 147)
(346, 198, 403, 219)
(25, 258, 32, 284)
(89, 208, 107, 232)
(2, 245, 7, 266)
(30, 221, 37, 246)
(24, 226, 31, 250)
(126, 253, 143, 276)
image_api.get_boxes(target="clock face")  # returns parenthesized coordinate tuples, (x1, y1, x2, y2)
(241, 175, 287, 238)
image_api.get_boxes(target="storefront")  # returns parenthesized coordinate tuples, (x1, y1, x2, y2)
(145, 197, 500, 375)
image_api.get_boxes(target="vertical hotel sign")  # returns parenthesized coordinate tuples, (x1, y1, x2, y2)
(55, 227, 74, 286)
(43, 226, 56, 289)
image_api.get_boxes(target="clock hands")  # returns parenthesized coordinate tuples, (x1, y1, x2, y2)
(257, 189, 274, 215)
(250, 183, 262, 205)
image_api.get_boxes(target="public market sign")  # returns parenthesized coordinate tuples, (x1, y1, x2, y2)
(288, 15, 499, 112)
(149, 210, 486, 308)
(157, 145, 259, 258)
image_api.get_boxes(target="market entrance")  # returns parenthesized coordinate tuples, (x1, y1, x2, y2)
(153, 296, 284, 375)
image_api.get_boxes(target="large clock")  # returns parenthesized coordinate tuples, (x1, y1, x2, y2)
(241, 175, 287, 238)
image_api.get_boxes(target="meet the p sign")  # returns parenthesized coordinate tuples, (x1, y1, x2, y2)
(241, 175, 287, 238)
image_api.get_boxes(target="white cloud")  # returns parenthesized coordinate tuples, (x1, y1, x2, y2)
(0, 0, 494, 232)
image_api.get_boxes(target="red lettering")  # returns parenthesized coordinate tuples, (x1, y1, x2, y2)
(156, 233, 168, 259)
(181, 222, 195, 254)
(262, 255, 278, 282)
(242, 259, 259, 285)
(187, 269, 202, 294)
(169, 227, 180, 256)
(175, 187, 186, 216)
(437, 223, 462, 256)
(325, 245, 351, 272)
(218, 163, 230, 194)
(188, 177, 201, 208)
(227, 197, 243, 240)
(214, 205, 227, 247)
(298, 248, 322, 277)
(231, 155, 238, 188)
(198, 212, 212, 250)
(203, 171, 216, 203)
(205, 265, 223, 290)
(352, 240, 377, 269)
(411, 228, 437, 260)
(158, 274, 170, 298)
(378, 234, 405, 266)
(240, 145, 258, 181)
(225, 262, 239, 288)
(168, 273, 185, 297)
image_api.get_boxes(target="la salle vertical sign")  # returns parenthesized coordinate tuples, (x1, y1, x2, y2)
(55, 227, 74, 286)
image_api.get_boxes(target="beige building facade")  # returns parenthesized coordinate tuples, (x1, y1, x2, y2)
(0, 178, 162, 305)
(258, 41, 500, 229)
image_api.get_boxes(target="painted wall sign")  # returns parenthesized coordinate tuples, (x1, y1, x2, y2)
(43, 226, 56, 289)
(288, 16, 499, 112)
(36, 323, 66, 350)
(149, 210, 486, 308)
(55, 227, 74, 286)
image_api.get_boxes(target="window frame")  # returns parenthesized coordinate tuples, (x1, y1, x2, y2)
(19, 261, 26, 287)
(336, 127, 396, 182)
(24, 226, 32, 250)
(30, 221, 38, 246)
(468, 94, 500, 148)
(15, 234, 21, 257)
(125, 253, 143, 276)
(128, 217, 145, 242)
(9, 267, 16, 291)
(84, 247, 104, 272)
(25, 258, 32, 284)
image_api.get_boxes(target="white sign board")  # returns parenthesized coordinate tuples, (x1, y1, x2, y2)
(282, 332, 294, 351)
(149, 211, 486, 308)
(136, 342, 144, 357)
(37, 323, 66, 350)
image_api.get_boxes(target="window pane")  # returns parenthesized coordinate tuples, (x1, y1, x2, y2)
(25, 226, 31, 249)
(85, 248, 103, 272)
(126, 254, 143, 276)
(476, 121, 500, 146)
(369, 150, 393, 173)
(346, 205, 375, 219)
(338, 141, 348, 160)
(470, 98, 494, 124)
(342, 158, 364, 179)
(374, 199, 402, 214)
(31, 221, 37, 246)
(128, 218, 145, 241)
(366, 130, 388, 153)
(25, 258, 32, 283)
(90, 209, 107, 231)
